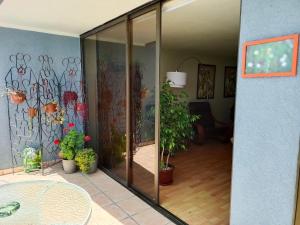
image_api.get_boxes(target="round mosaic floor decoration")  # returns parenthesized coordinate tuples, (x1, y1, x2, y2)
(0, 180, 92, 225)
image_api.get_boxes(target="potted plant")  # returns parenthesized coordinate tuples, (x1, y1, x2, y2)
(63, 91, 78, 107)
(43, 101, 58, 114)
(75, 148, 98, 174)
(10, 91, 26, 104)
(54, 123, 84, 174)
(23, 147, 41, 173)
(28, 107, 37, 118)
(159, 82, 199, 185)
(55, 123, 92, 174)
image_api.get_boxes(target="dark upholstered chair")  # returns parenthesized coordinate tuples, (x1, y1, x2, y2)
(189, 102, 233, 143)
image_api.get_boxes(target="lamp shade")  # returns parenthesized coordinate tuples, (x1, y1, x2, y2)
(166, 71, 187, 88)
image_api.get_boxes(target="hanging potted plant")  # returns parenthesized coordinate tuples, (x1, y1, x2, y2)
(159, 82, 199, 185)
(10, 91, 26, 104)
(43, 101, 58, 114)
(63, 91, 78, 107)
(76, 102, 88, 118)
(28, 107, 37, 118)
(28, 107, 37, 131)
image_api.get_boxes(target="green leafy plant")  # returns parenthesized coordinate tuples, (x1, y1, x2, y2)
(55, 123, 85, 160)
(75, 148, 96, 173)
(160, 81, 200, 170)
(23, 147, 41, 172)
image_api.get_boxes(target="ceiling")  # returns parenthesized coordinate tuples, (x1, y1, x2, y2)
(0, 0, 241, 56)
(0, 0, 151, 37)
(162, 0, 241, 56)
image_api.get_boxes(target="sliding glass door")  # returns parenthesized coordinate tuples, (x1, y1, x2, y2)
(130, 9, 159, 201)
(82, 3, 160, 203)
(96, 21, 127, 182)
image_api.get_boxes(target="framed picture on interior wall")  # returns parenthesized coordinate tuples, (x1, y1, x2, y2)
(242, 34, 299, 78)
(224, 66, 237, 97)
(197, 64, 216, 99)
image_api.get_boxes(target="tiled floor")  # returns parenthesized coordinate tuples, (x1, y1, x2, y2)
(0, 163, 174, 225)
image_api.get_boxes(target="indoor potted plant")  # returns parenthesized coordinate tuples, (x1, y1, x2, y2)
(54, 123, 84, 174)
(75, 148, 98, 174)
(159, 81, 199, 185)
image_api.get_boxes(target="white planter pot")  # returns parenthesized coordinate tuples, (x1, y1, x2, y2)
(62, 160, 77, 174)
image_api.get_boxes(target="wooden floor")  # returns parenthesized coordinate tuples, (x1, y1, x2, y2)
(160, 142, 232, 225)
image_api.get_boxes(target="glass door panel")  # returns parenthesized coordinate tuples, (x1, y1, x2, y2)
(96, 22, 127, 182)
(130, 10, 158, 200)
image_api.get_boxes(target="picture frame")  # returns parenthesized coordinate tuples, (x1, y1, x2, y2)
(242, 34, 299, 78)
(224, 66, 237, 98)
(197, 64, 216, 99)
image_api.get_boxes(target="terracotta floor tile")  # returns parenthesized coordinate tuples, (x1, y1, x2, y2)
(132, 208, 170, 225)
(117, 196, 150, 216)
(92, 193, 113, 207)
(120, 217, 139, 225)
(103, 184, 134, 202)
(103, 204, 129, 221)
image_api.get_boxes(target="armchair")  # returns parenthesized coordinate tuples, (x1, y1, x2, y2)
(189, 102, 233, 143)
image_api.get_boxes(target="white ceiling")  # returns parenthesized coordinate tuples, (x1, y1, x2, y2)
(162, 0, 241, 56)
(0, 0, 240, 56)
(0, 0, 151, 37)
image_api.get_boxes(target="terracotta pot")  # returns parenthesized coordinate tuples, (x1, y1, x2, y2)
(43, 103, 57, 114)
(10, 91, 26, 104)
(28, 107, 37, 118)
(159, 165, 175, 186)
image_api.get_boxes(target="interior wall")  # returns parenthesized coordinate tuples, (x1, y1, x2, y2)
(161, 49, 237, 122)
(231, 0, 300, 224)
(0, 27, 81, 169)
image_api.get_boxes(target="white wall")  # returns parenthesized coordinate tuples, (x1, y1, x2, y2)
(161, 49, 237, 122)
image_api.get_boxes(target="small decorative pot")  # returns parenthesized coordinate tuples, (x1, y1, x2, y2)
(62, 160, 77, 174)
(159, 165, 175, 186)
(43, 102, 57, 114)
(10, 91, 26, 104)
(28, 107, 37, 118)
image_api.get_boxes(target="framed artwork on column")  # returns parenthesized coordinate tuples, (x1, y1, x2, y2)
(242, 34, 299, 78)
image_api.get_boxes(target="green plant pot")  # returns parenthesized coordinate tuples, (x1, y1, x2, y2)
(62, 160, 77, 174)
(87, 154, 98, 174)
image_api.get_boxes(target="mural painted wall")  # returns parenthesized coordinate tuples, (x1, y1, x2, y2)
(0, 27, 81, 169)
(231, 0, 300, 224)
